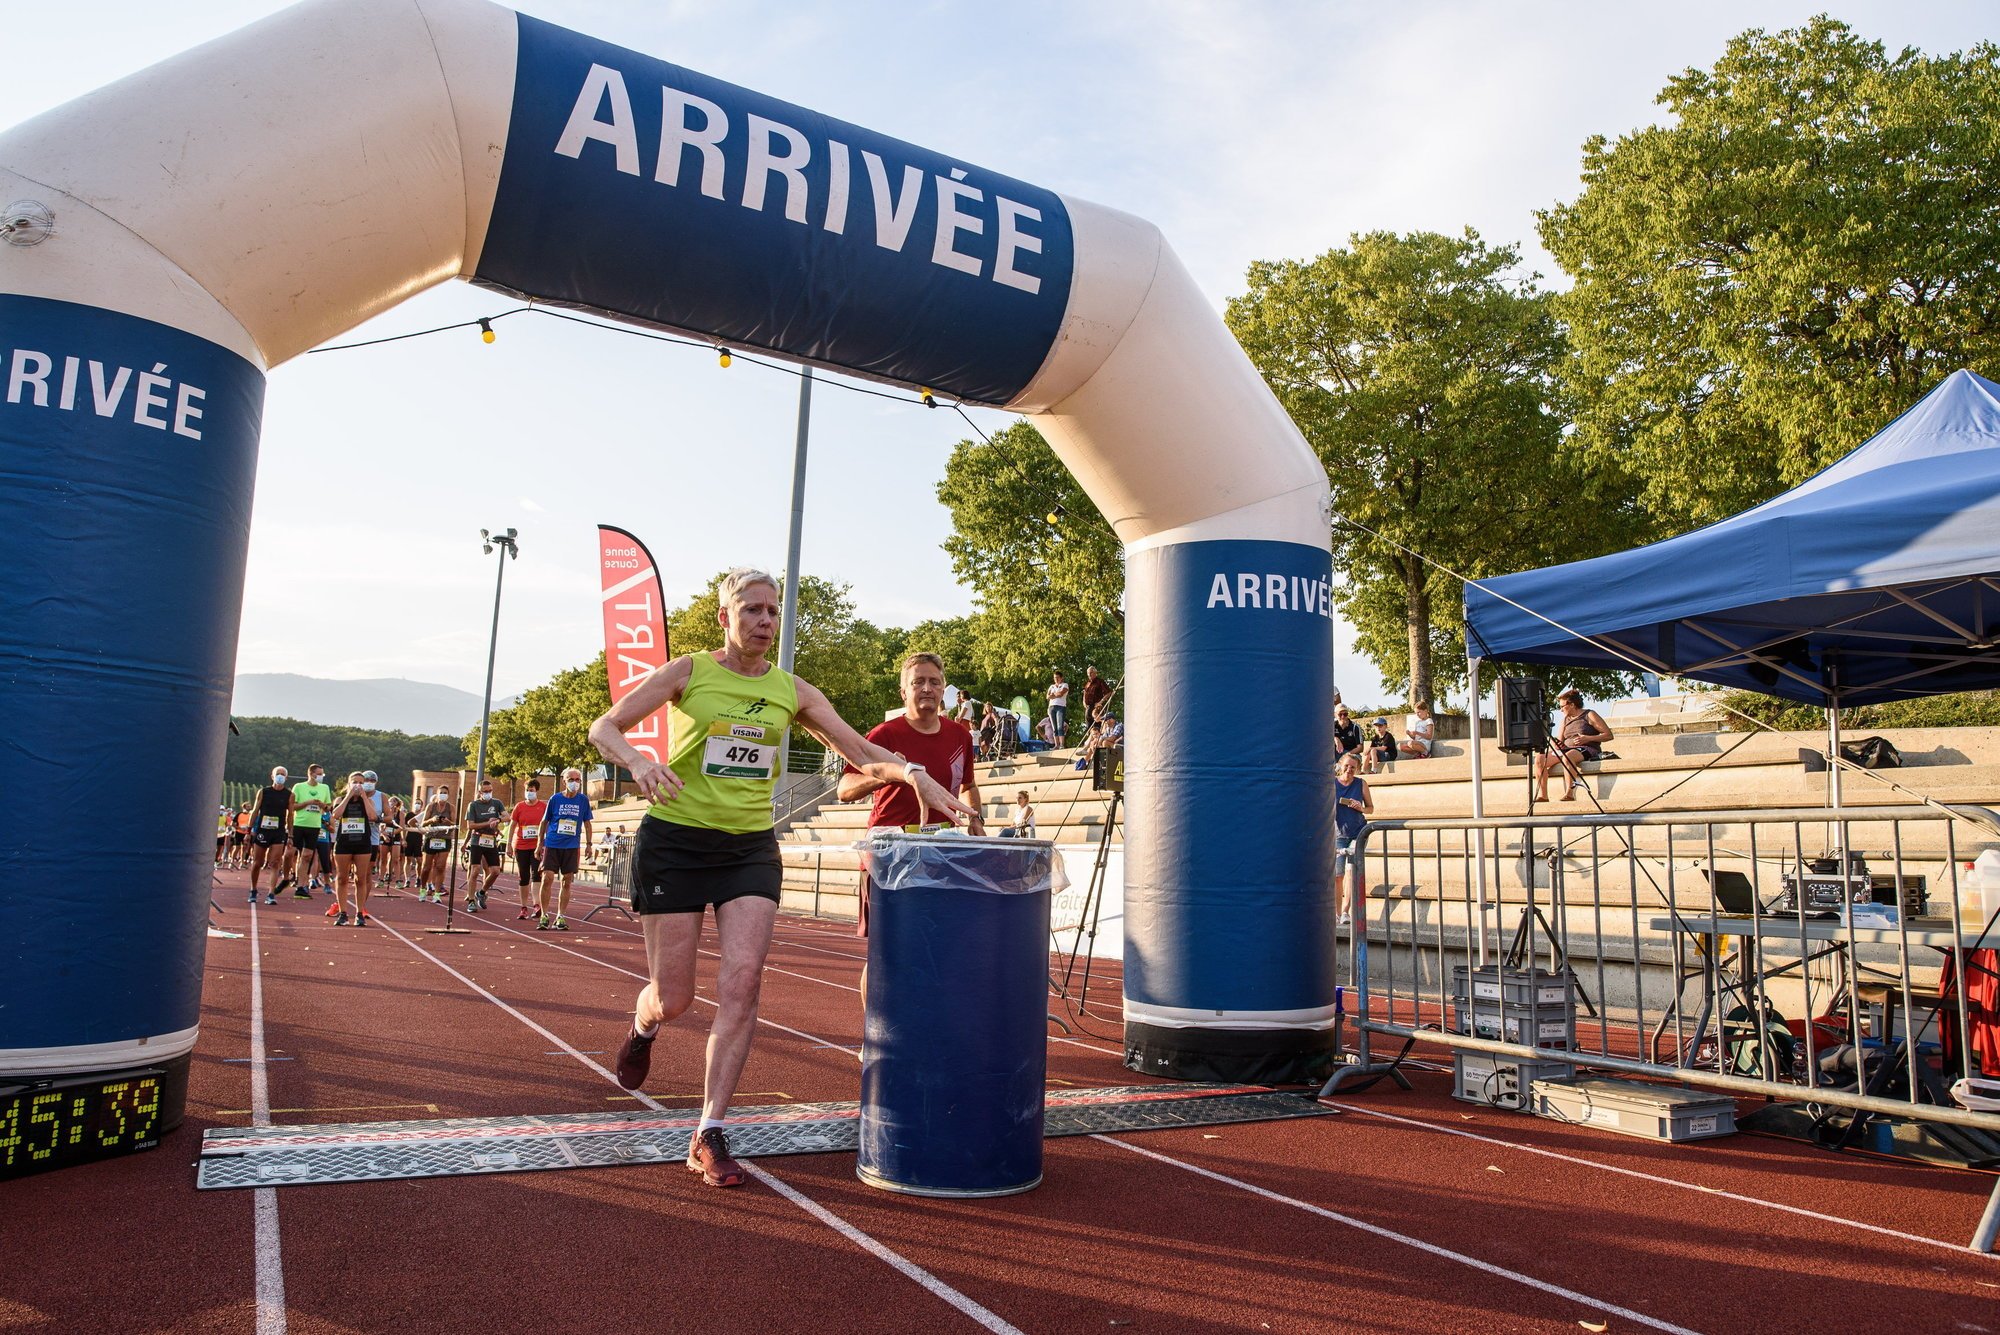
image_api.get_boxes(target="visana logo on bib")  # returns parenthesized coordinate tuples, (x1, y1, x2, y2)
(1205, 572, 1332, 617)
(729, 724, 765, 739)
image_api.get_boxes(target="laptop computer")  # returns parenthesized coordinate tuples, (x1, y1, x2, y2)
(1703, 868, 1760, 914)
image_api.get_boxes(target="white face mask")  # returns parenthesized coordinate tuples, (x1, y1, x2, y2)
(566, 781, 581, 794)
(363, 782, 376, 793)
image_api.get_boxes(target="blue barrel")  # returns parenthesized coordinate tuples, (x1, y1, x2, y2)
(858, 834, 1055, 1197)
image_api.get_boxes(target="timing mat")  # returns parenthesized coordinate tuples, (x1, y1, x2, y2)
(195, 1083, 1332, 1189)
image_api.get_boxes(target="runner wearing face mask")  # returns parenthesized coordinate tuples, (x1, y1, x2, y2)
(247, 768, 294, 904)
(328, 772, 377, 926)
(284, 763, 332, 898)
(535, 768, 592, 931)
(510, 778, 547, 921)
(463, 778, 506, 913)
(376, 794, 405, 890)
(415, 787, 456, 901)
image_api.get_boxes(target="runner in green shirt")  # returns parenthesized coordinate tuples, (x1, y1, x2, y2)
(587, 567, 973, 1188)
(282, 763, 332, 898)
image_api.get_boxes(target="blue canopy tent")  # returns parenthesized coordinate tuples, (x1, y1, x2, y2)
(1466, 369, 2000, 706)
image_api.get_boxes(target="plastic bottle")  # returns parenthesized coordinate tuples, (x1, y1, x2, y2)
(1963, 849, 2000, 925)
(1981, 850, 2000, 925)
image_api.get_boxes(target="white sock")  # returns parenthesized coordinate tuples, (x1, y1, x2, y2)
(635, 1019, 660, 1038)
(697, 1116, 725, 1133)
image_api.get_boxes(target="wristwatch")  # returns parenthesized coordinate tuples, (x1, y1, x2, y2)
(901, 762, 927, 782)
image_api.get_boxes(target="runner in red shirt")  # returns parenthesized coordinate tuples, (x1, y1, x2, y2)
(837, 651, 984, 940)
(509, 777, 549, 922)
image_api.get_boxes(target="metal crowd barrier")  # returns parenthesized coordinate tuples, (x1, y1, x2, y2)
(1323, 804, 2000, 1251)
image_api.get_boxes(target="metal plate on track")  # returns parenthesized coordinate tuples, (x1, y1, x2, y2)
(196, 1083, 1330, 1190)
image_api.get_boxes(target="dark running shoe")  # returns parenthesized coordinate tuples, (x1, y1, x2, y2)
(353, 913, 370, 927)
(334, 911, 350, 927)
(264, 892, 277, 906)
(613, 1026, 655, 1090)
(686, 1127, 746, 1188)
(292, 884, 312, 899)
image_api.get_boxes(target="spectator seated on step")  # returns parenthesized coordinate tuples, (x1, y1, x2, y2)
(1399, 703, 1434, 760)
(1363, 717, 1397, 774)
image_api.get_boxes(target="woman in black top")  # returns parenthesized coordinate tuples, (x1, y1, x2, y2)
(1332, 706, 1361, 761)
(328, 773, 376, 926)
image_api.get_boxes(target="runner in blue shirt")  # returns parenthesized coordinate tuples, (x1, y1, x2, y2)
(536, 767, 593, 931)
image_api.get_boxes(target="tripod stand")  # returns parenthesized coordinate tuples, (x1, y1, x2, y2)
(1509, 725, 1598, 1017)
(1055, 791, 1120, 1017)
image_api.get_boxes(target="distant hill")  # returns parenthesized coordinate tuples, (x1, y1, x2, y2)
(232, 673, 510, 736)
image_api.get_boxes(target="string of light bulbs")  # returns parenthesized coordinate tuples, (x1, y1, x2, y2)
(309, 301, 992, 442)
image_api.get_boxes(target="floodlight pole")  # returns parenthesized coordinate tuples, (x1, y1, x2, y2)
(1467, 654, 1490, 964)
(473, 527, 519, 787)
(778, 369, 812, 779)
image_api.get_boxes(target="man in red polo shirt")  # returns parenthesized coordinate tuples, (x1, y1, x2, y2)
(837, 651, 985, 939)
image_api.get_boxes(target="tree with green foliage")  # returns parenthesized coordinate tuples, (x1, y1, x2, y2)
(935, 421, 1124, 678)
(1541, 18, 2000, 530)
(227, 717, 463, 794)
(1227, 229, 1637, 710)
(665, 570, 901, 729)
(464, 653, 612, 777)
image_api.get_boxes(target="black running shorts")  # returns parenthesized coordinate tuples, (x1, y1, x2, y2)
(514, 849, 541, 881)
(541, 846, 580, 877)
(333, 832, 372, 857)
(403, 832, 422, 856)
(289, 824, 321, 851)
(467, 835, 502, 867)
(252, 828, 285, 848)
(629, 816, 781, 915)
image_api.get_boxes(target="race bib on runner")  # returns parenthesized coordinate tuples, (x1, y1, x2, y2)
(339, 817, 365, 835)
(519, 827, 538, 843)
(259, 815, 280, 830)
(701, 727, 776, 780)
(426, 837, 448, 852)
(474, 835, 496, 848)
(555, 818, 579, 837)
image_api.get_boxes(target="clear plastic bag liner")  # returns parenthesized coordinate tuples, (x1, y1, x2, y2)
(859, 833, 1064, 895)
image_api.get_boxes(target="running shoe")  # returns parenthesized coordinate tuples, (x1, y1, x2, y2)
(264, 892, 277, 906)
(354, 913, 370, 927)
(517, 907, 536, 921)
(613, 1025, 655, 1090)
(325, 901, 340, 918)
(536, 914, 552, 931)
(554, 917, 569, 932)
(685, 1127, 746, 1188)
(274, 874, 295, 892)
(475, 891, 487, 912)
(292, 885, 312, 900)
(334, 911, 350, 927)
(247, 890, 257, 904)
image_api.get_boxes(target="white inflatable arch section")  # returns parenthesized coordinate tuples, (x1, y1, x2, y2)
(0, 0, 1335, 1096)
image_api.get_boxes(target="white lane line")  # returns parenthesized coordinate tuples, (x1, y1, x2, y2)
(1323, 1100, 1988, 1258)
(1094, 1135, 1704, 1335)
(247, 902, 288, 1335)
(369, 918, 1020, 1334)
(471, 914, 861, 1055)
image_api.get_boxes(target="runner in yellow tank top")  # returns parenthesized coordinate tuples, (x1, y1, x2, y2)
(588, 567, 975, 1188)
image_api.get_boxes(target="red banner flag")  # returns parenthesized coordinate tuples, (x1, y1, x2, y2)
(597, 525, 670, 765)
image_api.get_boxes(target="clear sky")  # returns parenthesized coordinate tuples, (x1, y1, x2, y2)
(7, 1, 1992, 709)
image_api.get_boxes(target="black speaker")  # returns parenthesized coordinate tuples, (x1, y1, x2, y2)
(1092, 744, 1124, 793)
(1497, 677, 1547, 755)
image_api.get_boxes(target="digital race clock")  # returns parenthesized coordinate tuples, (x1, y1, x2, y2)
(0, 1056, 189, 1180)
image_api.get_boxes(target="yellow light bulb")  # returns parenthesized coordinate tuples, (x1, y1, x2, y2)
(719, 349, 732, 368)
(477, 318, 495, 344)
(920, 387, 937, 408)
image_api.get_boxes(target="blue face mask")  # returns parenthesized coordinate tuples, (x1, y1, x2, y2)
(273, 776, 288, 787)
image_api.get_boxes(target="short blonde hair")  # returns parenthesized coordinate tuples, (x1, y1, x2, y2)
(901, 651, 945, 679)
(719, 567, 779, 605)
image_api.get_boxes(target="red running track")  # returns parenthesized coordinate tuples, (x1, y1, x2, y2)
(3, 869, 1996, 1335)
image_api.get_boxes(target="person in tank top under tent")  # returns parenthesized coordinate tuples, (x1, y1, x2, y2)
(590, 568, 975, 1189)
(1536, 688, 1615, 803)
(246, 767, 294, 905)
(326, 771, 377, 926)
(535, 769, 592, 931)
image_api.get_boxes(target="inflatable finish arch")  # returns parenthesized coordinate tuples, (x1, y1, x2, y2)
(0, 0, 1335, 1103)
